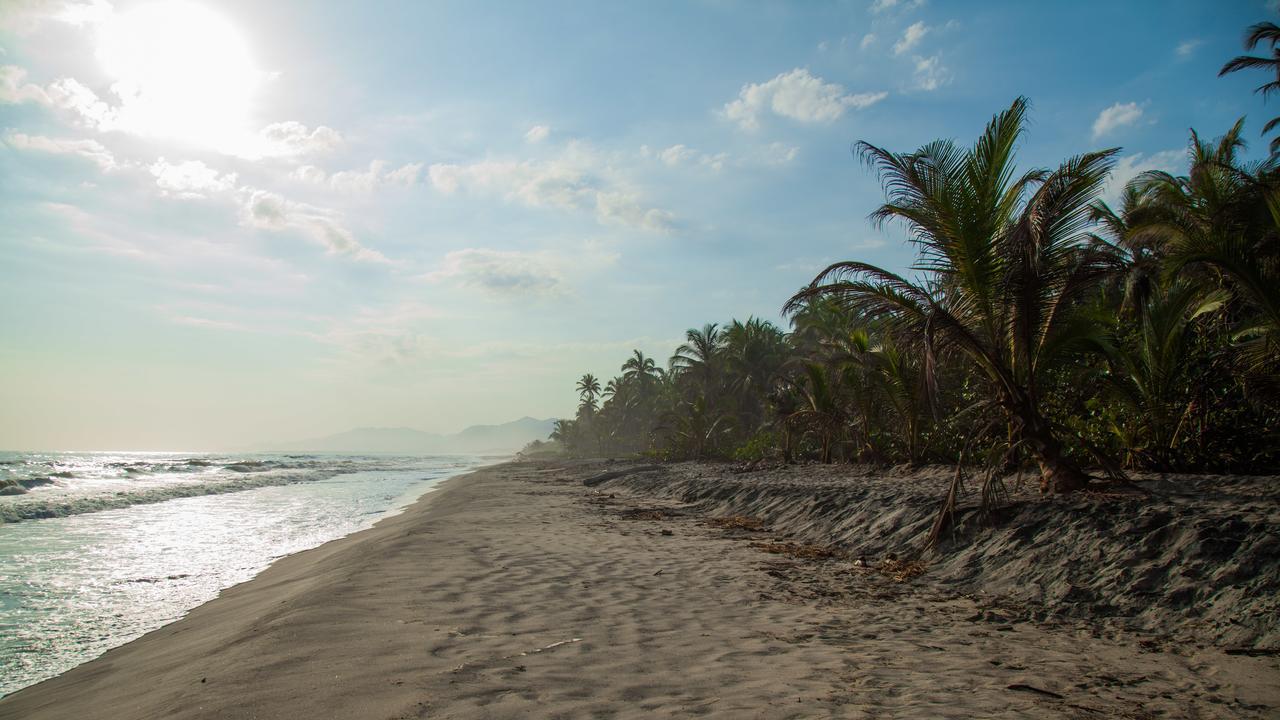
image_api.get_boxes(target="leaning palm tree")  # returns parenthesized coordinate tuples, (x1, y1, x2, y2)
(785, 97, 1117, 492)
(1219, 21, 1280, 154)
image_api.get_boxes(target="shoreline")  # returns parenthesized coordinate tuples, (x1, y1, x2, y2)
(0, 461, 497, 717)
(2, 460, 1276, 718)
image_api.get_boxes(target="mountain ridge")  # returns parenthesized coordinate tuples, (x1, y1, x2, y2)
(255, 417, 556, 454)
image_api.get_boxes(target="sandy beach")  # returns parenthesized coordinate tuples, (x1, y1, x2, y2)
(1, 460, 1277, 719)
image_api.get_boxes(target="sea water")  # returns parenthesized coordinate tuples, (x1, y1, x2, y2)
(0, 451, 488, 697)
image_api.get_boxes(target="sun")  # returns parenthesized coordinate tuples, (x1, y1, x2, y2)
(96, 1, 259, 151)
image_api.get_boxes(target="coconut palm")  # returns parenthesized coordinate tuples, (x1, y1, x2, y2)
(785, 97, 1118, 492)
(1219, 21, 1280, 154)
(576, 373, 601, 411)
(1101, 282, 1228, 469)
(784, 363, 846, 463)
(1135, 121, 1280, 382)
(621, 350, 662, 387)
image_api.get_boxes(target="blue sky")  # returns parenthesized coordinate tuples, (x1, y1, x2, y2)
(0, 0, 1272, 450)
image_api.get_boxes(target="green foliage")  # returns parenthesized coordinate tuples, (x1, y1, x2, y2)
(552, 86, 1280, 480)
(732, 431, 780, 462)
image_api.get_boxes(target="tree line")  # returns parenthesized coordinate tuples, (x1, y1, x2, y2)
(550, 27, 1280, 491)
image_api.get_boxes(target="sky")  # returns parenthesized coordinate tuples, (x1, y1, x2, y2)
(0, 0, 1272, 450)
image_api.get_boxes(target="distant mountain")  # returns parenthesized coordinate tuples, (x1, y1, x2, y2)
(258, 417, 556, 454)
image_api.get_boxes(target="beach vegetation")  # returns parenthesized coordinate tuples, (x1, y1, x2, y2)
(552, 29, 1280, 489)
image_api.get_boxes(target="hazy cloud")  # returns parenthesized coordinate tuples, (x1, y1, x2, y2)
(723, 68, 887, 130)
(893, 22, 928, 55)
(656, 144, 728, 171)
(0, 66, 119, 130)
(860, 33, 877, 50)
(1092, 101, 1144, 139)
(524, 124, 550, 143)
(252, 121, 343, 158)
(870, 0, 924, 13)
(427, 248, 564, 297)
(0, 64, 50, 103)
(325, 160, 424, 192)
(240, 189, 388, 262)
(5, 131, 116, 169)
(913, 55, 952, 91)
(426, 156, 674, 232)
(290, 165, 328, 184)
(1176, 39, 1203, 57)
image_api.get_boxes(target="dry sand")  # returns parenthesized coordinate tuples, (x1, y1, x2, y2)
(1, 460, 1276, 719)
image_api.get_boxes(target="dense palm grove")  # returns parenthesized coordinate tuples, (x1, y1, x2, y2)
(551, 31, 1280, 491)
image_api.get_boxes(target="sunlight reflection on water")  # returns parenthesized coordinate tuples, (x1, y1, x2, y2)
(0, 456, 480, 697)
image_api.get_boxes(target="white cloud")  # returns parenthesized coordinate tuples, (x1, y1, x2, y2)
(383, 162, 423, 185)
(893, 21, 928, 55)
(860, 33, 877, 50)
(1092, 101, 1144, 139)
(252, 121, 342, 158)
(149, 158, 238, 197)
(594, 191, 676, 232)
(1176, 39, 1203, 57)
(293, 160, 424, 191)
(762, 142, 800, 165)
(0, 65, 342, 159)
(656, 144, 727, 171)
(426, 155, 674, 232)
(0, 0, 111, 31)
(0, 64, 49, 103)
(723, 68, 887, 131)
(659, 144, 697, 166)
(5, 132, 116, 169)
(328, 163, 382, 193)
(427, 248, 564, 297)
(870, 0, 924, 13)
(46, 76, 116, 128)
(913, 55, 952, 91)
(1100, 149, 1184, 208)
(240, 190, 388, 262)
(53, 0, 111, 25)
(291, 165, 328, 184)
(0, 66, 120, 129)
(525, 124, 550, 143)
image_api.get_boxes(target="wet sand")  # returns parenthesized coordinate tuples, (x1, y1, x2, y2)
(1, 460, 1276, 719)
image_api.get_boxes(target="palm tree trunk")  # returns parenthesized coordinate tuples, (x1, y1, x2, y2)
(1006, 396, 1090, 493)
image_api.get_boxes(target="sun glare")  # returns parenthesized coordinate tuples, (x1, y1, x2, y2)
(96, 1, 259, 151)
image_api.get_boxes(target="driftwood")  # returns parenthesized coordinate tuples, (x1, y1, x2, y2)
(582, 465, 663, 487)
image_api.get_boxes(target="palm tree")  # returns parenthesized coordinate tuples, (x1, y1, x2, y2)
(1219, 21, 1280, 154)
(1089, 182, 1169, 317)
(576, 373, 601, 411)
(785, 97, 1117, 492)
(670, 323, 722, 377)
(549, 419, 576, 449)
(785, 363, 846, 463)
(1101, 282, 1227, 469)
(621, 350, 661, 387)
(1136, 121, 1280, 383)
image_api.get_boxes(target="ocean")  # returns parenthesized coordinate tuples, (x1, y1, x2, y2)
(0, 451, 489, 697)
